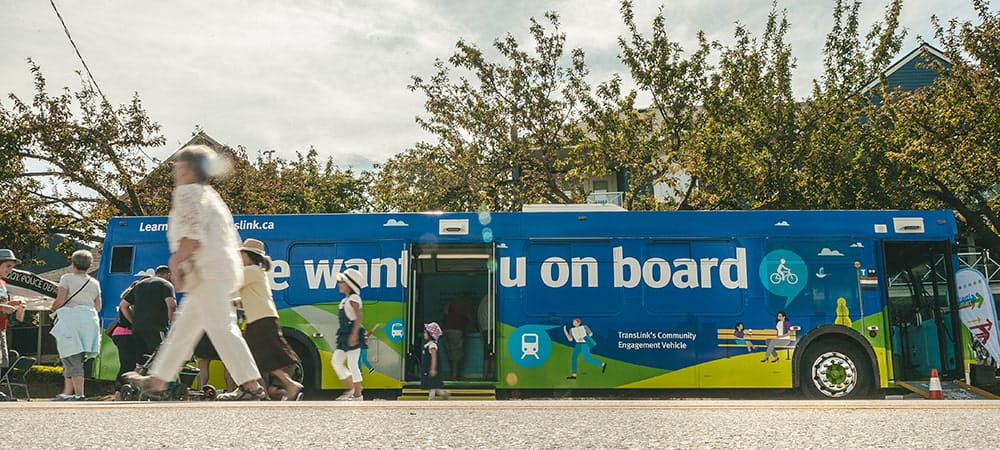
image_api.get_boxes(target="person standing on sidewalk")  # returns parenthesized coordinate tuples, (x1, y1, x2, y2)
(332, 268, 366, 401)
(237, 238, 302, 400)
(0, 249, 26, 400)
(124, 144, 265, 401)
(50, 250, 102, 401)
(120, 266, 175, 358)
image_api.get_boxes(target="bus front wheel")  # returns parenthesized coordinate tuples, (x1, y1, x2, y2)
(800, 339, 873, 399)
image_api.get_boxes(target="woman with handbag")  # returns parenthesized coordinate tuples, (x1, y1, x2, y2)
(50, 250, 102, 401)
(124, 144, 266, 400)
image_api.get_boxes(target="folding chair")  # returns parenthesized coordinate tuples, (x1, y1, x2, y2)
(0, 355, 36, 401)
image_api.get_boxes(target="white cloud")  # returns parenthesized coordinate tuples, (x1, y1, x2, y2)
(850, 242, 864, 248)
(818, 248, 845, 257)
(133, 268, 155, 277)
(774, 221, 790, 227)
(383, 219, 409, 227)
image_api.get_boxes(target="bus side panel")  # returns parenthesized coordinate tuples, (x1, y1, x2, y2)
(496, 237, 884, 390)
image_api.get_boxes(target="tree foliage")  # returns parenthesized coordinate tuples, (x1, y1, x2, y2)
(0, 61, 164, 260)
(369, 12, 592, 212)
(874, 0, 1000, 254)
(1, 64, 365, 262)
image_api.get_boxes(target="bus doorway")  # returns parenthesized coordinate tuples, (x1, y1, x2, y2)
(405, 243, 495, 383)
(884, 241, 963, 381)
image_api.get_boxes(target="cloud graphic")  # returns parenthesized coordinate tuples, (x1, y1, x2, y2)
(850, 242, 864, 248)
(496, 243, 509, 249)
(133, 268, 155, 277)
(383, 219, 408, 227)
(817, 248, 845, 256)
(774, 221, 790, 227)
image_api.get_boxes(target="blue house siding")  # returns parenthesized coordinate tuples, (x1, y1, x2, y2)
(867, 44, 951, 105)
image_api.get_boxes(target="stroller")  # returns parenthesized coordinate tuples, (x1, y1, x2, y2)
(119, 352, 217, 401)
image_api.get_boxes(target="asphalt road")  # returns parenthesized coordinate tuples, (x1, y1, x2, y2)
(3, 400, 996, 448)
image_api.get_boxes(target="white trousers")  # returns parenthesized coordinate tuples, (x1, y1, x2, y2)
(332, 348, 362, 382)
(150, 281, 261, 385)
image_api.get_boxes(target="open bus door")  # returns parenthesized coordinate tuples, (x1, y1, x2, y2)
(404, 243, 495, 383)
(884, 241, 964, 381)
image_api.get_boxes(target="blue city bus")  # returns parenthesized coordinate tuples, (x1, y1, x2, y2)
(92, 208, 970, 398)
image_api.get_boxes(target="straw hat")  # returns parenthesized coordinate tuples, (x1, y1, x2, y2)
(239, 238, 267, 257)
(0, 249, 21, 265)
(336, 268, 364, 294)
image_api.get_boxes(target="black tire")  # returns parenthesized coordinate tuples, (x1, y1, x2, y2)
(202, 384, 217, 400)
(799, 339, 874, 399)
(171, 383, 189, 401)
(120, 384, 139, 401)
(287, 338, 318, 393)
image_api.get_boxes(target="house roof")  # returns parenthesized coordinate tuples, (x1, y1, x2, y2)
(863, 43, 951, 93)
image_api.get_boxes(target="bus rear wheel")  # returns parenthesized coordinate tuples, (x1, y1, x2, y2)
(800, 340, 873, 399)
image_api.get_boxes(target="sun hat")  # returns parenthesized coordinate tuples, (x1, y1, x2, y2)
(336, 268, 364, 294)
(238, 238, 267, 257)
(0, 249, 21, 265)
(424, 322, 443, 341)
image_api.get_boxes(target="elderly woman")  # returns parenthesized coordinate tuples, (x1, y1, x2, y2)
(50, 249, 102, 401)
(125, 145, 265, 400)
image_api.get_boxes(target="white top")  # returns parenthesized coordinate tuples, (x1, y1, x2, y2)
(477, 296, 492, 332)
(339, 293, 362, 321)
(570, 325, 590, 343)
(58, 273, 101, 309)
(167, 183, 243, 293)
(776, 321, 790, 339)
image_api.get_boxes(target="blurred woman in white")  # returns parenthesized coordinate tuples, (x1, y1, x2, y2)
(125, 145, 265, 400)
(50, 250, 102, 400)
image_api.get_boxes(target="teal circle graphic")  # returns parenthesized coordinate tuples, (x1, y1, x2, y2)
(385, 319, 406, 343)
(759, 250, 807, 307)
(507, 325, 553, 368)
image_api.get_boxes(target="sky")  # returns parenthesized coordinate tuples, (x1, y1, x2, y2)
(0, 0, 982, 171)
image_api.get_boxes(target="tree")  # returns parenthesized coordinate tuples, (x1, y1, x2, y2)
(0, 61, 164, 259)
(686, 5, 801, 210)
(1, 63, 366, 262)
(795, 0, 907, 210)
(874, 0, 1000, 254)
(369, 12, 592, 212)
(130, 139, 367, 216)
(577, 0, 712, 210)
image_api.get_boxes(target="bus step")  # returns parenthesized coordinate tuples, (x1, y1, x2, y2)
(397, 388, 496, 400)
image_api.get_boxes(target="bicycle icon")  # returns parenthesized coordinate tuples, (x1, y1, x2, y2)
(769, 258, 799, 285)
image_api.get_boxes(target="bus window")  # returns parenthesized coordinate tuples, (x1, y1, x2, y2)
(524, 241, 622, 317)
(642, 241, 743, 315)
(109, 246, 134, 273)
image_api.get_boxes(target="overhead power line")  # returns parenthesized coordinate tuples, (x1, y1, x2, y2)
(49, 0, 107, 103)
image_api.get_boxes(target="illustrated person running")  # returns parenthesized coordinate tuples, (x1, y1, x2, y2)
(761, 311, 792, 363)
(563, 318, 607, 379)
(359, 324, 380, 375)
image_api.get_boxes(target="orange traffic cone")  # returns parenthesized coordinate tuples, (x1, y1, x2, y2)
(928, 368, 944, 400)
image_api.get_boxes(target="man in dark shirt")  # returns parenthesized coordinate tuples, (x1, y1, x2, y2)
(120, 266, 176, 357)
(442, 295, 474, 380)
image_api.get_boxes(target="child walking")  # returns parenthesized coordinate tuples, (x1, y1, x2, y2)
(421, 322, 450, 400)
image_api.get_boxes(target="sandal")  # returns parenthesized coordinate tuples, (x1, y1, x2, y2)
(216, 385, 268, 401)
(121, 371, 168, 398)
